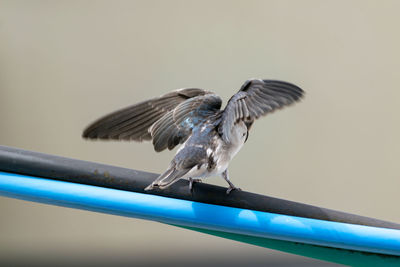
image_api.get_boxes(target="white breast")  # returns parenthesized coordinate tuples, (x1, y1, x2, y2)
(209, 121, 248, 176)
(225, 120, 247, 157)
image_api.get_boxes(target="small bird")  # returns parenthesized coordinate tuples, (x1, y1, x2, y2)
(83, 79, 304, 194)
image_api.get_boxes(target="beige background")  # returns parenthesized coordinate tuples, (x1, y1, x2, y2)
(1, 1, 399, 266)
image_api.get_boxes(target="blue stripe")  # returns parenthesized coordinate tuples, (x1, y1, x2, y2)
(0, 171, 399, 256)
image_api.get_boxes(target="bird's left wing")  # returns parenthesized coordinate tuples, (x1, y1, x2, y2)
(82, 88, 211, 142)
(219, 79, 304, 143)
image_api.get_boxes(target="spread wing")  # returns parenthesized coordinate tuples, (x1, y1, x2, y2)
(219, 79, 304, 142)
(83, 88, 212, 142)
(83, 88, 222, 152)
(150, 94, 222, 152)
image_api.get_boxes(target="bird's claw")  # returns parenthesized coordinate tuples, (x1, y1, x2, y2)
(189, 178, 202, 192)
(226, 186, 242, 195)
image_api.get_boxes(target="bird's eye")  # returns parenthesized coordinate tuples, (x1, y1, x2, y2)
(242, 133, 246, 137)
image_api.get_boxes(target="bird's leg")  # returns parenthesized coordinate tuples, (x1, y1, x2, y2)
(189, 177, 202, 192)
(222, 169, 241, 194)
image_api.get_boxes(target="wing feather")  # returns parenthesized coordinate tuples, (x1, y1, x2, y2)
(82, 88, 211, 142)
(150, 94, 222, 152)
(219, 79, 304, 142)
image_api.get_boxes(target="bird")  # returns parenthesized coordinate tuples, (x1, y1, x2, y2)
(82, 79, 304, 194)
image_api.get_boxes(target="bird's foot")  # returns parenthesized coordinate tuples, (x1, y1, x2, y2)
(144, 183, 157, 191)
(189, 178, 202, 192)
(226, 186, 242, 195)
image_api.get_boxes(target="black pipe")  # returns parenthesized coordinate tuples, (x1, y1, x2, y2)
(0, 145, 399, 230)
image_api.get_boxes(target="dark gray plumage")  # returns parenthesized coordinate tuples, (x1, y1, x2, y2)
(83, 88, 212, 142)
(83, 79, 304, 193)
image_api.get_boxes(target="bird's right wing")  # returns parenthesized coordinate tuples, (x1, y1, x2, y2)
(219, 79, 304, 143)
(82, 88, 211, 142)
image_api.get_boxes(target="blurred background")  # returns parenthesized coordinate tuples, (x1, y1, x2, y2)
(1, 0, 399, 266)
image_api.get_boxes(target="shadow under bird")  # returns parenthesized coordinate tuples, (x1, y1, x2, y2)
(83, 79, 304, 194)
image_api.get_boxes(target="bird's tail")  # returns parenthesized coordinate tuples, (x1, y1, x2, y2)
(144, 165, 190, 191)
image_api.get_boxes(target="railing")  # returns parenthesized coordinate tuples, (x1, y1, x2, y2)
(0, 146, 399, 266)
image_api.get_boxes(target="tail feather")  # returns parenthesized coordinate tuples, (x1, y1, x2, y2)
(145, 166, 190, 191)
